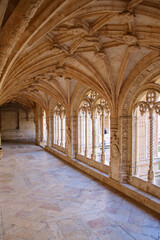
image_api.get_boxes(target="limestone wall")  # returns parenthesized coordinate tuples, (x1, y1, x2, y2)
(1, 107, 35, 141)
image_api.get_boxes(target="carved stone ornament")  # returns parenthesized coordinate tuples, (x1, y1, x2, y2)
(123, 34, 137, 45)
(23, 0, 44, 22)
(94, 50, 106, 59)
(51, 46, 62, 55)
(122, 61, 160, 116)
(111, 132, 119, 145)
(111, 144, 119, 158)
(138, 102, 148, 115)
(135, 90, 157, 116)
(66, 126, 71, 145)
(154, 103, 160, 115)
(118, 10, 134, 24)
(67, 27, 88, 35)
(127, 45, 139, 53)
(146, 90, 156, 104)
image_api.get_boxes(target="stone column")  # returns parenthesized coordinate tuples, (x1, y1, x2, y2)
(85, 110, 88, 157)
(91, 113, 96, 161)
(133, 116, 138, 176)
(60, 114, 64, 147)
(119, 116, 133, 183)
(101, 109, 105, 164)
(46, 114, 50, 147)
(72, 114, 77, 158)
(65, 115, 67, 149)
(51, 113, 54, 147)
(57, 115, 59, 145)
(36, 110, 41, 144)
(66, 115, 72, 158)
(109, 116, 120, 182)
(148, 114, 155, 182)
(0, 132, 1, 148)
(35, 114, 39, 145)
(54, 115, 57, 145)
(40, 111, 44, 142)
(16, 110, 19, 129)
(0, 108, 2, 159)
(0, 108, 1, 148)
(79, 115, 82, 154)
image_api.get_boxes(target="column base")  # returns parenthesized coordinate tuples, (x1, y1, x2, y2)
(85, 150, 88, 157)
(67, 145, 72, 158)
(35, 140, 39, 145)
(148, 170, 155, 182)
(91, 153, 96, 161)
(101, 153, 105, 164)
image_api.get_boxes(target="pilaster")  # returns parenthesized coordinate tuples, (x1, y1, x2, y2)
(109, 117, 121, 182)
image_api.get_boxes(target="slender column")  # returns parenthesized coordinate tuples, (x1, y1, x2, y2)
(35, 115, 39, 144)
(54, 115, 57, 145)
(0, 133, 1, 149)
(134, 116, 138, 175)
(85, 110, 88, 157)
(79, 115, 82, 154)
(51, 114, 54, 147)
(0, 107, 2, 159)
(101, 109, 105, 164)
(0, 108, 1, 148)
(65, 116, 67, 149)
(46, 115, 50, 147)
(82, 114, 85, 154)
(37, 112, 41, 144)
(16, 110, 19, 129)
(57, 116, 59, 145)
(148, 114, 155, 182)
(91, 113, 96, 161)
(53, 115, 55, 144)
(61, 114, 64, 147)
(49, 115, 53, 146)
(40, 111, 43, 142)
(66, 115, 72, 157)
(0, 108, 1, 147)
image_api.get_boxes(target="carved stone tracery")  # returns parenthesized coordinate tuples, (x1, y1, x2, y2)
(134, 90, 160, 182)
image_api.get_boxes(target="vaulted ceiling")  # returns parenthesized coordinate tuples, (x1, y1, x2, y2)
(0, 0, 160, 113)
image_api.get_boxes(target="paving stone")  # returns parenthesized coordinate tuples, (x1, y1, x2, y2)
(0, 142, 159, 240)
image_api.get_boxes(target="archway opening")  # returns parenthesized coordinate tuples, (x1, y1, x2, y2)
(77, 90, 110, 172)
(133, 90, 160, 185)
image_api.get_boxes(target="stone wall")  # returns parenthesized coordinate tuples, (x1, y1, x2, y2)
(1, 107, 35, 141)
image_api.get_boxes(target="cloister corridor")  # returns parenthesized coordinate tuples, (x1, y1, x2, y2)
(0, 141, 159, 240)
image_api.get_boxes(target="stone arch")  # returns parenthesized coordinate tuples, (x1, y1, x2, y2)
(70, 83, 89, 158)
(119, 57, 160, 117)
(118, 58, 160, 183)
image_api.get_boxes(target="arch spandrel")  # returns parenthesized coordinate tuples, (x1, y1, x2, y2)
(119, 58, 160, 117)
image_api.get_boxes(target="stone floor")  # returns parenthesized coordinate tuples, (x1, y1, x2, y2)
(0, 141, 160, 240)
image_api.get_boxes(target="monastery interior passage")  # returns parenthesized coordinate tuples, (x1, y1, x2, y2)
(0, 0, 160, 231)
